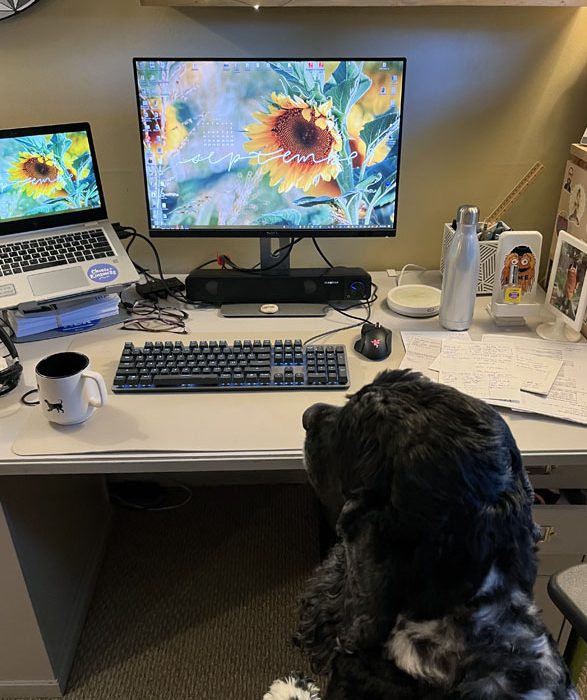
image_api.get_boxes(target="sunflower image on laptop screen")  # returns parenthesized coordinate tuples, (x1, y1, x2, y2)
(0, 130, 100, 220)
(134, 59, 405, 233)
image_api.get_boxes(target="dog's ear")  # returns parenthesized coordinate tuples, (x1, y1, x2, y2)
(295, 542, 347, 674)
(295, 497, 400, 673)
(459, 435, 539, 596)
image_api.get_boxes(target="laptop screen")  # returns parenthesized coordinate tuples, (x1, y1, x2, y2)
(0, 123, 108, 237)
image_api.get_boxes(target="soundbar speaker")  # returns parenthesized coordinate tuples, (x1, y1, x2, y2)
(185, 267, 371, 305)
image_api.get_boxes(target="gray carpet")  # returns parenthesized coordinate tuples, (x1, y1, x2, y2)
(59, 484, 320, 699)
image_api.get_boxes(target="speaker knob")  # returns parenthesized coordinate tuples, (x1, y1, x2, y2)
(349, 280, 366, 298)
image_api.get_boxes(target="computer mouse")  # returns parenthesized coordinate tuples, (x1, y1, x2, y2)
(353, 323, 392, 361)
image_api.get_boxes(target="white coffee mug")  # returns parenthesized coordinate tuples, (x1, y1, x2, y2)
(35, 351, 107, 425)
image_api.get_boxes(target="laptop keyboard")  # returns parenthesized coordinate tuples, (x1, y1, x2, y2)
(0, 228, 115, 277)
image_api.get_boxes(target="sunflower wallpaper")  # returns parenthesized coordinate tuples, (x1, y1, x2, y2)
(0, 131, 100, 224)
(135, 59, 404, 233)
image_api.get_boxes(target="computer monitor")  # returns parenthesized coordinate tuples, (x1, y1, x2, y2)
(133, 59, 406, 313)
(133, 58, 406, 241)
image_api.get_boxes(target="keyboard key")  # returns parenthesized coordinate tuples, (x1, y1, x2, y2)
(154, 374, 219, 387)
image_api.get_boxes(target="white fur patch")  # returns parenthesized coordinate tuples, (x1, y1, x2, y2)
(475, 566, 503, 597)
(521, 691, 556, 700)
(385, 614, 464, 686)
(263, 677, 321, 700)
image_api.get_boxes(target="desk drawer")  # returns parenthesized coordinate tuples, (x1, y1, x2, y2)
(528, 464, 587, 489)
(534, 505, 587, 555)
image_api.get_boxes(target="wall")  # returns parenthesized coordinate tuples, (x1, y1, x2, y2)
(1, 0, 586, 274)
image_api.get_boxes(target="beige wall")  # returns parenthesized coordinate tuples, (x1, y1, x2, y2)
(1, 1, 586, 273)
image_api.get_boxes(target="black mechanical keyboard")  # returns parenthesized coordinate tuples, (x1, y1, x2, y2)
(112, 339, 350, 393)
(0, 228, 114, 278)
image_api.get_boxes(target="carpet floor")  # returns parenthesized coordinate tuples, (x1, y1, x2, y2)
(51, 484, 320, 700)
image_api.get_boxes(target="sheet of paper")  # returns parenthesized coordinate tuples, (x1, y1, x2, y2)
(516, 354, 563, 395)
(399, 331, 471, 380)
(439, 340, 521, 403)
(481, 335, 587, 424)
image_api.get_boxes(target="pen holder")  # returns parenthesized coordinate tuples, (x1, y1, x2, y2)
(441, 223, 499, 295)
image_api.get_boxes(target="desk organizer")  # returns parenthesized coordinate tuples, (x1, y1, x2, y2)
(441, 223, 499, 295)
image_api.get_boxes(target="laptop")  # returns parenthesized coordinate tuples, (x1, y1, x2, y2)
(0, 122, 138, 311)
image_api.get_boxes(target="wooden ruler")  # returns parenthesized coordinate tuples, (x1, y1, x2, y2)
(486, 161, 544, 224)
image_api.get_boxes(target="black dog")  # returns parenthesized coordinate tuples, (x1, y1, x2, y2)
(296, 370, 578, 700)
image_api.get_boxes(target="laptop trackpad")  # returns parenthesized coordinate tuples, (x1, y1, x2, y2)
(29, 267, 90, 296)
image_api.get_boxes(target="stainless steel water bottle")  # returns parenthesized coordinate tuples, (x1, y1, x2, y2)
(439, 205, 480, 331)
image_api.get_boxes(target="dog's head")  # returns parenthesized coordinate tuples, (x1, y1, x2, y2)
(302, 370, 538, 619)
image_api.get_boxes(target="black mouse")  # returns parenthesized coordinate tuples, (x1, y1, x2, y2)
(354, 323, 392, 361)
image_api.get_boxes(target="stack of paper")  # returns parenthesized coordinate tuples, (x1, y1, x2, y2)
(6, 294, 121, 338)
(400, 332, 586, 425)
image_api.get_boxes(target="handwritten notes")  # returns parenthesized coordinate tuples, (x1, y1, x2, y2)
(439, 340, 521, 403)
(398, 332, 585, 424)
(481, 335, 587, 425)
(399, 331, 470, 380)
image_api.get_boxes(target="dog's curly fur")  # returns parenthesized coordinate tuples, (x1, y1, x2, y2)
(296, 370, 579, 700)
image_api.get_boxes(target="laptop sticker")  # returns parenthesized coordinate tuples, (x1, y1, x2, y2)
(0, 284, 16, 298)
(87, 263, 118, 284)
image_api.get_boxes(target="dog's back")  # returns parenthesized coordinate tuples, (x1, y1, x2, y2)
(298, 370, 580, 700)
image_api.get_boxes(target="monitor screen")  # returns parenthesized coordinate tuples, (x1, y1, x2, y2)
(0, 123, 106, 237)
(133, 59, 406, 237)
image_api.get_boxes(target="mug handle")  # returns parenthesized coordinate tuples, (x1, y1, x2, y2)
(83, 370, 108, 408)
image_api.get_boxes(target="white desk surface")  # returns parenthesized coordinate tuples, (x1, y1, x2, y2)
(1, 271, 586, 475)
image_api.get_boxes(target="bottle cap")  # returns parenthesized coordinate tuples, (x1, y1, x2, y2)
(456, 205, 479, 226)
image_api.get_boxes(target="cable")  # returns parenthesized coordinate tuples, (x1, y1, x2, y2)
(196, 258, 220, 269)
(303, 282, 378, 346)
(114, 225, 194, 305)
(398, 263, 427, 287)
(312, 238, 334, 268)
(222, 237, 303, 275)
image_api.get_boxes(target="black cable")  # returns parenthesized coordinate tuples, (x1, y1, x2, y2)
(222, 237, 303, 275)
(114, 225, 194, 305)
(303, 283, 377, 346)
(196, 258, 219, 269)
(312, 238, 334, 268)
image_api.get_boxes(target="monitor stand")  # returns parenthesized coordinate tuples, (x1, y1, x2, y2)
(220, 237, 329, 318)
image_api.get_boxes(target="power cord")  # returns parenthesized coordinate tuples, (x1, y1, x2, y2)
(114, 224, 193, 305)
(397, 263, 427, 287)
(303, 282, 378, 346)
(312, 238, 334, 268)
(221, 238, 303, 274)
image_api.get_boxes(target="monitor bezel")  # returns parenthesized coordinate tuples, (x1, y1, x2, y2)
(0, 122, 108, 238)
(133, 57, 406, 239)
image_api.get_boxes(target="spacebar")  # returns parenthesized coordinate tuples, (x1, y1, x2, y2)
(153, 374, 219, 387)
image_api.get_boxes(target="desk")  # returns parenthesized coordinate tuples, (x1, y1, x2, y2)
(1, 271, 586, 696)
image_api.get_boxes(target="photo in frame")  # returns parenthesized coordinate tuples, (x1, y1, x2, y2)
(545, 230, 587, 333)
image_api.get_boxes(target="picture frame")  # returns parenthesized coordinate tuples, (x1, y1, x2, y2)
(545, 230, 587, 333)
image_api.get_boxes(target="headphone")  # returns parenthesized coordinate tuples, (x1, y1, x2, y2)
(0, 322, 23, 397)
